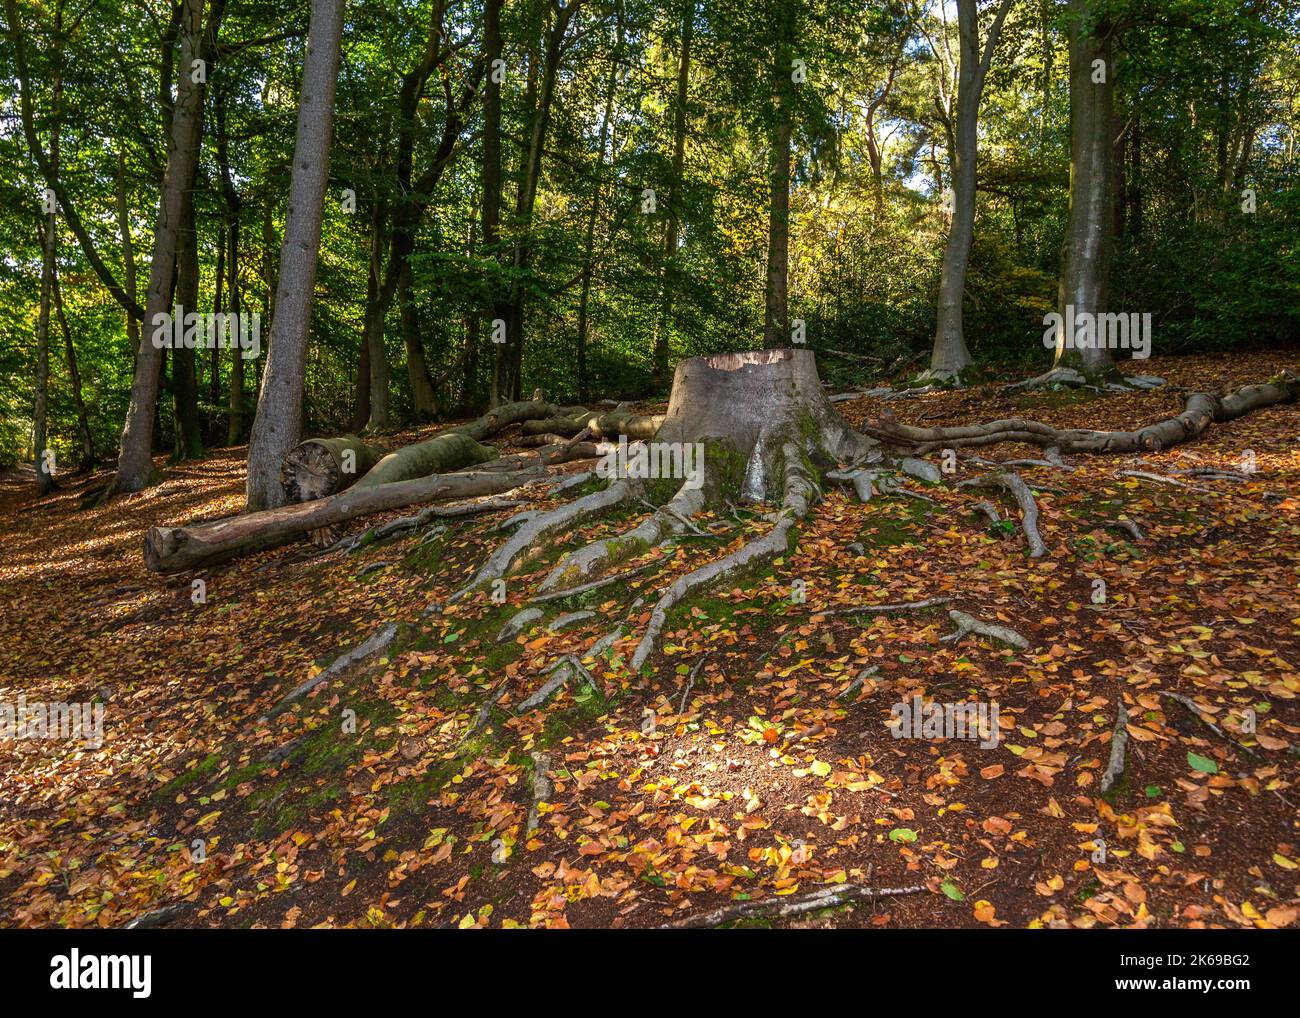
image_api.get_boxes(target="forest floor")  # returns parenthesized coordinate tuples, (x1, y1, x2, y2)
(2, 350, 1298, 929)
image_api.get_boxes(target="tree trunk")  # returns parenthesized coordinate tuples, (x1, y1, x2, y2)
(480, 0, 509, 407)
(763, 4, 794, 350)
(1053, 0, 1116, 378)
(652, 0, 694, 389)
(210, 222, 225, 411)
(111, 0, 207, 493)
(145, 467, 538, 574)
(53, 268, 95, 470)
(399, 259, 438, 418)
(35, 199, 58, 496)
(244, 0, 346, 510)
(362, 197, 390, 430)
(928, 0, 1012, 382)
(493, 2, 579, 404)
(172, 183, 205, 461)
(116, 151, 141, 355)
(575, 17, 624, 405)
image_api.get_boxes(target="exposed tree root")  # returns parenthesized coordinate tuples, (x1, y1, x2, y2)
(451, 478, 640, 602)
(328, 496, 523, 553)
(525, 752, 552, 837)
(941, 610, 1029, 650)
(538, 483, 706, 593)
(863, 373, 1299, 455)
(516, 654, 597, 713)
(629, 440, 816, 672)
(261, 622, 399, 721)
(1159, 690, 1259, 759)
(1099, 699, 1131, 794)
(530, 560, 660, 603)
(659, 880, 927, 928)
(959, 472, 1047, 557)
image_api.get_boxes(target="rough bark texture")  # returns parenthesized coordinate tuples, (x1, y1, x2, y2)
(145, 467, 538, 574)
(763, 7, 794, 351)
(656, 349, 876, 499)
(244, 0, 345, 510)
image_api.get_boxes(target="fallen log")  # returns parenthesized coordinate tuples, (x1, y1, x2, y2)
(354, 431, 498, 488)
(143, 466, 543, 573)
(446, 398, 559, 442)
(280, 435, 383, 502)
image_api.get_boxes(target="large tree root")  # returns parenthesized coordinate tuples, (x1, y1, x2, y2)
(862, 373, 1299, 455)
(260, 622, 399, 721)
(959, 472, 1047, 557)
(629, 440, 816, 672)
(449, 478, 640, 601)
(537, 482, 707, 593)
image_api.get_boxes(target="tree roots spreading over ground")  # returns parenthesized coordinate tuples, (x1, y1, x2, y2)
(3, 350, 1300, 929)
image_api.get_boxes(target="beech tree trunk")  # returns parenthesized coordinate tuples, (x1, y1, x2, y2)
(53, 269, 95, 470)
(928, 0, 1013, 381)
(652, 0, 694, 389)
(244, 0, 346, 510)
(763, 3, 795, 351)
(111, 0, 207, 493)
(1053, 0, 1116, 378)
(35, 197, 57, 496)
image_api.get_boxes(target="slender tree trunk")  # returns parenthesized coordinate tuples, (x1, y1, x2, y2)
(351, 332, 371, 434)
(111, 0, 207, 493)
(576, 16, 624, 404)
(493, 2, 581, 403)
(210, 219, 225, 412)
(399, 258, 438, 418)
(652, 0, 694, 388)
(172, 184, 205, 461)
(217, 88, 245, 446)
(928, 0, 1013, 381)
(762, 5, 794, 350)
(1053, 0, 1117, 377)
(362, 197, 390, 430)
(481, 0, 509, 406)
(116, 152, 141, 354)
(245, 0, 346, 510)
(35, 202, 58, 495)
(52, 267, 95, 470)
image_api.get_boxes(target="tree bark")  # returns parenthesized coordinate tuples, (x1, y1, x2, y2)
(52, 267, 95, 470)
(35, 197, 58, 496)
(763, 3, 794, 350)
(1053, 0, 1117, 378)
(116, 151, 141, 355)
(172, 181, 205, 461)
(399, 259, 438, 418)
(110, 0, 207, 493)
(362, 196, 391, 430)
(145, 467, 539, 574)
(244, 0, 346, 510)
(652, 0, 694, 388)
(928, 0, 1013, 381)
(493, 1, 584, 404)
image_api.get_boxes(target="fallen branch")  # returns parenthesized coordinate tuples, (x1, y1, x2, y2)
(658, 881, 927, 929)
(941, 610, 1029, 650)
(1099, 700, 1130, 793)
